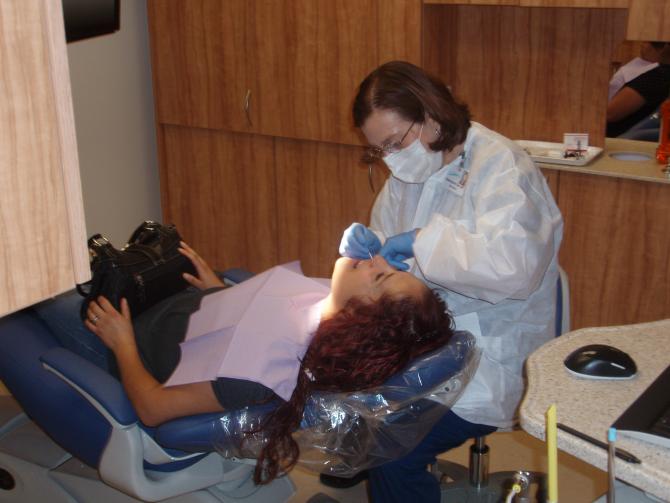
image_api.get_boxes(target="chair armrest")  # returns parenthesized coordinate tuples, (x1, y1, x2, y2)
(40, 347, 137, 426)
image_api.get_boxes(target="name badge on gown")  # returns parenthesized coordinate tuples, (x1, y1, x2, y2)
(446, 153, 469, 196)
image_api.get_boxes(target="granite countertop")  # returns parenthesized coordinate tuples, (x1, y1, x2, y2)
(533, 138, 670, 185)
(520, 319, 670, 502)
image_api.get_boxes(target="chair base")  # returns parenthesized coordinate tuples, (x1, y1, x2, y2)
(436, 459, 547, 503)
(0, 395, 294, 503)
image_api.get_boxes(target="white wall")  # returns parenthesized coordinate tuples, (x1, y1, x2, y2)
(67, 0, 161, 246)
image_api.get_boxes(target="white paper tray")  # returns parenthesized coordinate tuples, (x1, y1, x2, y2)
(516, 140, 603, 167)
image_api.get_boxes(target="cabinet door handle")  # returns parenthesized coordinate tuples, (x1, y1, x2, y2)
(244, 89, 253, 127)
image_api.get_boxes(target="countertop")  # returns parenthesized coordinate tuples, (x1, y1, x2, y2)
(532, 138, 670, 185)
(520, 319, 670, 502)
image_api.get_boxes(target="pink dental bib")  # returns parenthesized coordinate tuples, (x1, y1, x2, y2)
(164, 262, 330, 401)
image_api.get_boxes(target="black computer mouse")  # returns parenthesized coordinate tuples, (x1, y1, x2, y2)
(563, 344, 637, 379)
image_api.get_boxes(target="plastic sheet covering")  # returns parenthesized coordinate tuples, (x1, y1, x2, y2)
(212, 330, 480, 477)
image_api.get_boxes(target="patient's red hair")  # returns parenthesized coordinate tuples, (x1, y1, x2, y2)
(251, 288, 453, 484)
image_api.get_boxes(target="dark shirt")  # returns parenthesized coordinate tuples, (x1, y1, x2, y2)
(132, 286, 280, 410)
(606, 64, 670, 138)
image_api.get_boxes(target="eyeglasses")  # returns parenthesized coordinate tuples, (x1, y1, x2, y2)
(362, 121, 415, 163)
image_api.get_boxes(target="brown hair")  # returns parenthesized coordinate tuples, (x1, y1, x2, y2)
(353, 61, 471, 153)
(249, 287, 453, 484)
(655, 42, 670, 65)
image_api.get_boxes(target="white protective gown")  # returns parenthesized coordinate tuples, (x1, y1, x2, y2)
(371, 122, 563, 429)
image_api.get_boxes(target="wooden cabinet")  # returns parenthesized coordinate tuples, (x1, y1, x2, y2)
(148, 0, 421, 145)
(1, 1, 89, 317)
(245, 0, 420, 145)
(160, 126, 278, 273)
(423, 4, 628, 147)
(519, 0, 627, 5)
(275, 138, 387, 277)
(148, 1, 667, 329)
(147, 1, 250, 132)
(423, 0, 666, 42)
(557, 172, 670, 329)
(158, 125, 386, 277)
(424, 0, 628, 6)
(148, 0, 420, 274)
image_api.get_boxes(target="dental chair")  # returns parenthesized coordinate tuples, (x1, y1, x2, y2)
(436, 266, 570, 502)
(0, 269, 480, 503)
(617, 108, 660, 142)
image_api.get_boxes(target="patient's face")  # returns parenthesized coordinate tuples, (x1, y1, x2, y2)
(329, 256, 426, 311)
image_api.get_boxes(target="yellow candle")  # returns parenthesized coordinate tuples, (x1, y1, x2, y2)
(546, 403, 558, 503)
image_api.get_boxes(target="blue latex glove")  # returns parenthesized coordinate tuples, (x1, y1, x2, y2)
(339, 223, 382, 259)
(379, 229, 419, 271)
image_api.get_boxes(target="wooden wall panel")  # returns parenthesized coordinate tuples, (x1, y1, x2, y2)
(275, 140, 388, 278)
(626, 0, 670, 41)
(1, 1, 89, 316)
(423, 5, 628, 146)
(161, 126, 278, 273)
(557, 172, 670, 329)
(45, 1, 90, 285)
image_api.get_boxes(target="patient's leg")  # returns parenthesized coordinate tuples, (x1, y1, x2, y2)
(32, 289, 113, 372)
(368, 410, 496, 503)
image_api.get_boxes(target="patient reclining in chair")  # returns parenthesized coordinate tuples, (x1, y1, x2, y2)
(33, 241, 454, 485)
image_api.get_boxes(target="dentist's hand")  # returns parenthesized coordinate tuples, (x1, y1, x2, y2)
(339, 223, 382, 259)
(379, 229, 419, 271)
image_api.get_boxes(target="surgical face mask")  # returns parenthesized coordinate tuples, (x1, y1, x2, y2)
(384, 124, 444, 183)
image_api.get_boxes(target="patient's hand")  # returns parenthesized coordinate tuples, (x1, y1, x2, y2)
(85, 297, 136, 355)
(178, 241, 225, 290)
